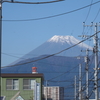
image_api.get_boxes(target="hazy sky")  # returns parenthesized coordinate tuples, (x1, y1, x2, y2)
(1, 0, 100, 67)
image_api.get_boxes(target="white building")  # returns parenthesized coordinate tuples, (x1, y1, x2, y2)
(43, 86, 64, 100)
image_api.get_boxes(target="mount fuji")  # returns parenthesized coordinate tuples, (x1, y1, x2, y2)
(2, 35, 94, 74)
(9, 35, 93, 65)
(14, 35, 93, 62)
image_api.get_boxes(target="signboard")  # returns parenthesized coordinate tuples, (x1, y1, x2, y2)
(36, 83, 40, 100)
(34, 82, 40, 100)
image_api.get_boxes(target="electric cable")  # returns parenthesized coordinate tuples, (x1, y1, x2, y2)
(2, 31, 99, 68)
(88, 90, 94, 98)
(3, 0, 64, 4)
(2, 0, 100, 22)
(1, 53, 81, 68)
(74, 56, 96, 99)
(2, 52, 27, 60)
(47, 64, 79, 81)
(47, 56, 87, 81)
(92, 8, 100, 22)
(84, 60, 100, 98)
(84, 0, 93, 22)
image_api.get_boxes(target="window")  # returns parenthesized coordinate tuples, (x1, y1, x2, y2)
(6, 79, 19, 90)
(23, 79, 36, 90)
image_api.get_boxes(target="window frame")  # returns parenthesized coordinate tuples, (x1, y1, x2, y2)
(6, 79, 19, 90)
(23, 79, 36, 90)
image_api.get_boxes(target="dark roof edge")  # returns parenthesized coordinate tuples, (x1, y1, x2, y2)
(1, 73, 44, 78)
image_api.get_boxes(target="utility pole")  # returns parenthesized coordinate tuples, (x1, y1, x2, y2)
(83, 22, 100, 100)
(93, 23, 99, 100)
(74, 75, 77, 100)
(0, 0, 2, 69)
(46, 80, 48, 100)
(78, 34, 90, 100)
(79, 64, 82, 100)
(84, 49, 90, 100)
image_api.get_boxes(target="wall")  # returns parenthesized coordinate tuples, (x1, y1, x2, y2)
(1, 77, 42, 100)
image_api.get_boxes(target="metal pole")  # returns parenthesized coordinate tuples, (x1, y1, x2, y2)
(85, 49, 89, 99)
(46, 80, 48, 100)
(82, 22, 99, 100)
(79, 64, 82, 100)
(0, 0, 2, 69)
(74, 75, 77, 100)
(94, 23, 99, 100)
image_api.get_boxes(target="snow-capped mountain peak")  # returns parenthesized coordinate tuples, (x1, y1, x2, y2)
(48, 35, 92, 49)
(48, 35, 79, 44)
(48, 35, 73, 43)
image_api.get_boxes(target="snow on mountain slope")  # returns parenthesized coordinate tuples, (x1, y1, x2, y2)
(48, 35, 92, 48)
(48, 35, 78, 44)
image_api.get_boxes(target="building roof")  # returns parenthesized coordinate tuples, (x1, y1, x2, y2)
(1, 73, 44, 78)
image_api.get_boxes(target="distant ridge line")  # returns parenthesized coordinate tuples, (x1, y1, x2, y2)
(2, 32, 99, 68)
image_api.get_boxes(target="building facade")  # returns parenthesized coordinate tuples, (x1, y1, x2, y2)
(1, 73, 44, 100)
(43, 86, 64, 100)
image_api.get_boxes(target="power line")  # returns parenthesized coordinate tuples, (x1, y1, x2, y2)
(1, 31, 100, 68)
(92, 8, 100, 22)
(3, 0, 64, 4)
(47, 61, 85, 81)
(2, 52, 26, 59)
(1, 52, 79, 67)
(84, 0, 93, 22)
(1, 54, 95, 74)
(45, 80, 74, 82)
(2, 0, 100, 22)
